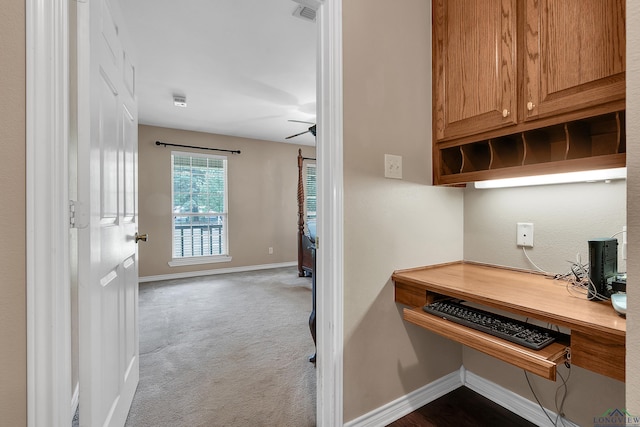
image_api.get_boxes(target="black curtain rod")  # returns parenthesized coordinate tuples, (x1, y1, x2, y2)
(155, 140, 241, 154)
(302, 157, 316, 161)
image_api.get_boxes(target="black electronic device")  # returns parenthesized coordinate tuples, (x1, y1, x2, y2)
(588, 238, 618, 300)
(423, 299, 559, 350)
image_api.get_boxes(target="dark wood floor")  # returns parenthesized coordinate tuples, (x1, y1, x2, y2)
(387, 387, 537, 427)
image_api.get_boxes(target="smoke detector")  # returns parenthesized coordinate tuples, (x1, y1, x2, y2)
(173, 95, 187, 108)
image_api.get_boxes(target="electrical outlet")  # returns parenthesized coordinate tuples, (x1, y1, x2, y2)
(384, 154, 402, 179)
(268, 247, 273, 255)
(517, 223, 534, 247)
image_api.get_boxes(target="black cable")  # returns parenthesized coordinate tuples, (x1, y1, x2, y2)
(554, 367, 571, 427)
(525, 370, 558, 426)
(524, 362, 572, 427)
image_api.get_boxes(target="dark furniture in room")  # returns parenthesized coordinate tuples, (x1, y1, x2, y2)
(308, 243, 316, 364)
(297, 149, 316, 277)
(296, 149, 317, 363)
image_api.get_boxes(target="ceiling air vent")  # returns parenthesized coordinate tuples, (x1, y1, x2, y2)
(292, 5, 316, 22)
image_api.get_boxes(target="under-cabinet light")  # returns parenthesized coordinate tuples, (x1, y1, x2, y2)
(474, 167, 626, 189)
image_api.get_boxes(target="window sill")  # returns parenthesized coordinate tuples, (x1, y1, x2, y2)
(168, 255, 232, 267)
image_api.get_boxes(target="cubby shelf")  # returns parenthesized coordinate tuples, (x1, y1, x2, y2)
(437, 111, 626, 185)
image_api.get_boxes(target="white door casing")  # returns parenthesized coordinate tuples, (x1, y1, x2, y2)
(77, 0, 139, 425)
(316, 1, 345, 426)
(26, 0, 72, 425)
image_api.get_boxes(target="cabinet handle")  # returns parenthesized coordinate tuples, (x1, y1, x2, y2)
(527, 101, 535, 111)
(502, 109, 510, 118)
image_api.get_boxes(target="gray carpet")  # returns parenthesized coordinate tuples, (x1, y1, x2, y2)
(123, 267, 317, 427)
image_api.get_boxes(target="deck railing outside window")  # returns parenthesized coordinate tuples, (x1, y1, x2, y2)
(172, 214, 226, 258)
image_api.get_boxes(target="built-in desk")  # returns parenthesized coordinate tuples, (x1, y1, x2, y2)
(393, 262, 626, 382)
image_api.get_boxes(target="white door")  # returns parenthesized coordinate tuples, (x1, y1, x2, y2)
(77, 0, 140, 425)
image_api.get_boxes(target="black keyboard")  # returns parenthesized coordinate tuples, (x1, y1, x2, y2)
(423, 300, 557, 350)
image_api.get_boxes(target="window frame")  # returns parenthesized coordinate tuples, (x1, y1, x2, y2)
(169, 150, 232, 267)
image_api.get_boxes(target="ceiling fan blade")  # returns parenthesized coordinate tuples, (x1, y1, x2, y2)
(288, 119, 315, 125)
(285, 130, 311, 139)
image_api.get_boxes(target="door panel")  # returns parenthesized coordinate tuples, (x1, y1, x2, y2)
(99, 72, 119, 223)
(78, 0, 139, 425)
(524, 0, 625, 120)
(433, 0, 517, 141)
(123, 104, 136, 221)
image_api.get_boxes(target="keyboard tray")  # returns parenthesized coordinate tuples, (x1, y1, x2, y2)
(403, 307, 569, 380)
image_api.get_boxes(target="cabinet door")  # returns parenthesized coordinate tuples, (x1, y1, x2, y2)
(524, 0, 625, 121)
(433, 0, 518, 141)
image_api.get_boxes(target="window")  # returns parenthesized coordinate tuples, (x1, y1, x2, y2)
(170, 152, 230, 266)
(305, 163, 316, 221)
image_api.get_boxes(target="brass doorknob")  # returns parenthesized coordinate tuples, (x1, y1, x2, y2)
(135, 233, 148, 243)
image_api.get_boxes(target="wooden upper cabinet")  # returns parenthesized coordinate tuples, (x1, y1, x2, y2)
(524, 0, 626, 121)
(432, 0, 626, 185)
(433, 0, 518, 141)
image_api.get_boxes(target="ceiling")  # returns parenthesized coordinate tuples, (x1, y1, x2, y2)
(117, 0, 318, 146)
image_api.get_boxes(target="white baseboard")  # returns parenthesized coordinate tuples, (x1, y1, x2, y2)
(344, 370, 463, 427)
(138, 261, 298, 283)
(345, 366, 580, 427)
(464, 369, 580, 427)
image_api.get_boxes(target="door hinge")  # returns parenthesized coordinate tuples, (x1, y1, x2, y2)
(69, 200, 89, 229)
(69, 200, 78, 228)
(69, 200, 76, 228)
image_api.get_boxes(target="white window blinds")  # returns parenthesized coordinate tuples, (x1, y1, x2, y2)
(305, 163, 317, 221)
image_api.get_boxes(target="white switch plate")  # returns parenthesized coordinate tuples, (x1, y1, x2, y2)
(385, 154, 402, 179)
(517, 222, 534, 247)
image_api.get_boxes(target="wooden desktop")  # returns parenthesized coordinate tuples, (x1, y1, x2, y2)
(392, 261, 626, 382)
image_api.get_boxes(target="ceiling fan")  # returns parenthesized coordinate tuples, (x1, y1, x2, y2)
(286, 120, 316, 140)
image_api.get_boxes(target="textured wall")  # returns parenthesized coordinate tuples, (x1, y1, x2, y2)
(342, 0, 465, 422)
(0, 0, 27, 424)
(626, 0, 640, 415)
(138, 125, 315, 278)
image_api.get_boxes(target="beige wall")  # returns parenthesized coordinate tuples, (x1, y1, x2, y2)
(464, 180, 627, 273)
(464, 181, 626, 426)
(138, 125, 315, 278)
(342, 0, 465, 422)
(626, 0, 640, 415)
(0, 0, 27, 424)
